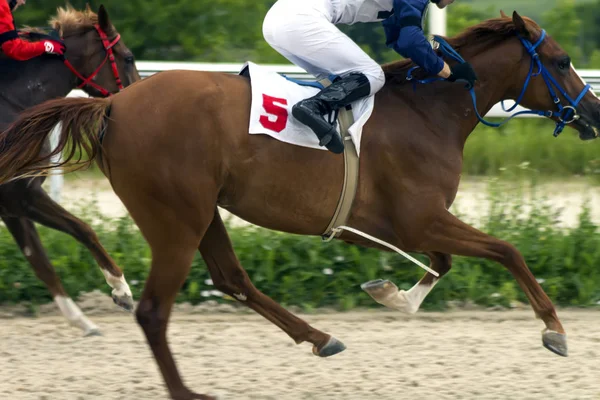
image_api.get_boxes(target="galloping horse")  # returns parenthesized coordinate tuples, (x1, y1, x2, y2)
(0, 12, 597, 400)
(0, 5, 139, 335)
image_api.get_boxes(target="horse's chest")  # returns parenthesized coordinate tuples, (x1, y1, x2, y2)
(444, 177, 461, 209)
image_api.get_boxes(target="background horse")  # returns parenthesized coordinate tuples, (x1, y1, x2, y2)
(0, 12, 598, 400)
(0, 5, 139, 335)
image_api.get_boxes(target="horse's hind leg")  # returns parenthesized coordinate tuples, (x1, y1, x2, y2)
(199, 209, 345, 357)
(19, 184, 133, 311)
(362, 252, 452, 314)
(421, 210, 567, 357)
(1, 215, 100, 336)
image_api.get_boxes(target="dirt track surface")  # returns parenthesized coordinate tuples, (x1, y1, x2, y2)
(1, 307, 599, 400)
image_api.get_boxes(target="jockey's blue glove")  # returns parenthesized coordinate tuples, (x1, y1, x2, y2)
(448, 62, 478, 89)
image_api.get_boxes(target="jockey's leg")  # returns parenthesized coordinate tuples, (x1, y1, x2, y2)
(263, 0, 385, 153)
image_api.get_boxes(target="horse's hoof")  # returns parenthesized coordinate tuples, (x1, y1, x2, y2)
(361, 279, 398, 302)
(312, 336, 346, 358)
(84, 328, 103, 337)
(112, 294, 134, 312)
(542, 329, 568, 357)
(360, 279, 386, 290)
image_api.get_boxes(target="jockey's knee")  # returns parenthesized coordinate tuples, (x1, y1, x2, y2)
(262, 19, 275, 45)
(262, 9, 282, 47)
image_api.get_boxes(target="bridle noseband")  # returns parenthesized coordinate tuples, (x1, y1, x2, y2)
(62, 24, 124, 97)
(407, 29, 594, 138)
(511, 30, 591, 136)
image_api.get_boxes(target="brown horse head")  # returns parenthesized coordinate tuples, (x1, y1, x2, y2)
(49, 4, 140, 97)
(0, 4, 141, 178)
(384, 11, 600, 142)
(507, 11, 599, 140)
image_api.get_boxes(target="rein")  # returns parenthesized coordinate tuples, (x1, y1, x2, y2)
(62, 24, 123, 97)
(406, 30, 592, 137)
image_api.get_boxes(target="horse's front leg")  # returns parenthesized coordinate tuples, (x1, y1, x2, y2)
(416, 210, 567, 356)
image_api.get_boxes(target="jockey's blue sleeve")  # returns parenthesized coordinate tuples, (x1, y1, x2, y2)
(382, 0, 445, 75)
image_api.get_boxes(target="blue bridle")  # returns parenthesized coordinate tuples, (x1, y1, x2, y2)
(406, 30, 592, 137)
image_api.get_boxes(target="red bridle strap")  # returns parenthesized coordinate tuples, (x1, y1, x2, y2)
(62, 24, 123, 97)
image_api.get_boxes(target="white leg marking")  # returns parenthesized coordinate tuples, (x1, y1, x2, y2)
(54, 296, 99, 334)
(382, 279, 439, 314)
(23, 246, 33, 257)
(233, 293, 247, 301)
(102, 270, 132, 299)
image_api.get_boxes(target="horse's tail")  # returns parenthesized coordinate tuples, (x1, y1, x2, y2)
(0, 97, 112, 184)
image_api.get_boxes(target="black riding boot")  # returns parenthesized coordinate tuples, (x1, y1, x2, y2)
(292, 73, 371, 154)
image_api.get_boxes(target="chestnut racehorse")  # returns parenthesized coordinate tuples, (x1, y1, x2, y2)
(0, 12, 597, 400)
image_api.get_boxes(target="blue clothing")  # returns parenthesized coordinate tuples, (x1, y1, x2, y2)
(382, 0, 445, 75)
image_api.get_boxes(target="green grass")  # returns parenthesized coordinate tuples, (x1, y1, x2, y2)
(463, 119, 600, 179)
(1, 180, 600, 310)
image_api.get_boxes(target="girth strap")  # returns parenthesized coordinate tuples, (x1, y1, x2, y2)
(319, 78, 361, 240)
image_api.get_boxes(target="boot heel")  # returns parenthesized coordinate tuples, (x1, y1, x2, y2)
(321, 126, 344, 154)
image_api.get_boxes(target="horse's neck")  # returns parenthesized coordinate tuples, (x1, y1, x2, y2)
(0, 58, 75, 127)
(377, 39, 525, 166)
(456, 40, 526, 145)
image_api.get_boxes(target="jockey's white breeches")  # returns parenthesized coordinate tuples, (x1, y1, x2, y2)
(262, 0, 386, 95)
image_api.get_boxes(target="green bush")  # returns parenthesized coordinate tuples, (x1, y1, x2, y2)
(463, 119, 600, 178)
(1, 180, 599, 310)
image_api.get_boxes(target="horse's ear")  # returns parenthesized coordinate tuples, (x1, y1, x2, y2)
(512, 11, 530, 38)
(98, 5, 111, 31)
(500, 10, 508, 18)
(85, 3, 92, 13)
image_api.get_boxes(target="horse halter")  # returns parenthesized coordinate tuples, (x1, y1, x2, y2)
(407, 30, 593, 138)
(62, 24, 124, 97)
(509, 30, 591, 137)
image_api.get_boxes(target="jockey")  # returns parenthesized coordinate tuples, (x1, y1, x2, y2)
(263, 0, 477, 154)
(0, 0, 65, 61)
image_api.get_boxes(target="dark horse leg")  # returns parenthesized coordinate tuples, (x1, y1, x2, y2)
(362, 252, 452, 314)
(119, 166, 341, 400)
(419, 211, 567, 356)
(1, 215, 100, 335)
(10, 180, 133, 311)
(199, 209, 344, 356)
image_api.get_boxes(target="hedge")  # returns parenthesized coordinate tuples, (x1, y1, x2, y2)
(1, 179, 599, 311)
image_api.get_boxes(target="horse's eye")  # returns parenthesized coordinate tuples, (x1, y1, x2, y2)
(557, 57, 571, 71)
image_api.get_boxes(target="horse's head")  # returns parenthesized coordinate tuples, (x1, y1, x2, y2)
(50, 5, 141, 97)
(502, 11, 600, 140)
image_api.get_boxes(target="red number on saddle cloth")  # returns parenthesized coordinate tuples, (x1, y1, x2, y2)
(260, 94, 288, 133)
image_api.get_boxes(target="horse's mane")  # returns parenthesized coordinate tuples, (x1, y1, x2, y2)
(383, 15, 540, 79)
(15, 5, 104, 39)
(47, 6, 103, 36)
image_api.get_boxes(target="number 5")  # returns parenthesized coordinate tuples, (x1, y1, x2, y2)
(259, 94, 288, 133)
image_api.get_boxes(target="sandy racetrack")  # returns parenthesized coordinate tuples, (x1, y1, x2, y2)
(1, 306, 599, 400)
